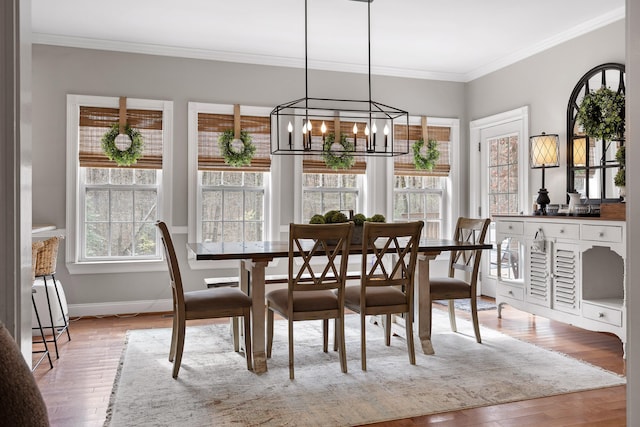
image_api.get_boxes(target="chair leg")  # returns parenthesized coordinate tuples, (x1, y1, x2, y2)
(360, 312, 367, 371)
(31, 292, 53, 370)
(448, 300, 458, 332)
(406, 310, 416, 365)
(470, 297, 482, 343)
(242, 309, 253, 371)
(169, 307, 178, 362)
(41, 276, 59, 359)
(384, 314, 391, 346)
(323, 319, 329, 353)
(231, 317, 240, 352)
(288, 319, 294, 380)
(333, 318, 338, 352)
(266, 307, 274, 358)
(172, 319, 186, 379)
(337, 314, 347, 373)
(52, 274, 71, 342)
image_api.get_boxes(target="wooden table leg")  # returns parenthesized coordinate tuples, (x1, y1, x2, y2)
(242, 259, 270, 373)
(416, 251, 440, 355)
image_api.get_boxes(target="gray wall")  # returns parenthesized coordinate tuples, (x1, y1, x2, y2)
(31, 45, 465, 307)
(31, 20, 625, 310)
(467, 20, 625, 206)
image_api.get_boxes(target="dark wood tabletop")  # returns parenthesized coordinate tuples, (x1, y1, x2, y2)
(187, 239, 493, 261)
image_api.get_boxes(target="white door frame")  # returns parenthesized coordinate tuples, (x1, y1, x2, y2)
(469, 106, 530, 296)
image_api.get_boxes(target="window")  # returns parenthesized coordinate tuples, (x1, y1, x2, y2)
(303, 173, 361, 220)
(393, 118, 453, 239)
(188, 103, 271, 244)
(66, 95, 173, 273)
(200, 171, 265, 242)
(81, 168, 159, 258)
(393, 176, 445, 238)
(299, 119, 366, 221)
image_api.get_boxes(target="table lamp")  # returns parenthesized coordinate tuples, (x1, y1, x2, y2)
(530, 132, 559, 215)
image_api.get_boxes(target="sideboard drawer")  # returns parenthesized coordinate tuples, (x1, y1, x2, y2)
(582, 302, 622, 327)
(496, 220, 524, 235)
(498, 283, 524, 301)
(581, 224, 623, 243)
(524, 222, 580, 240)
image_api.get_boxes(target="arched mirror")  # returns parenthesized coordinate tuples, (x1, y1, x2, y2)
(566, 62, 625, 203)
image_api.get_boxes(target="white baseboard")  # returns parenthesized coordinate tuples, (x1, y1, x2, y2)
(68, 299, 173, 318)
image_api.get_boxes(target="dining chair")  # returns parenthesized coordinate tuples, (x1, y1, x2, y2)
(429, 217, 491, 343)
(344, 220, 423, 371)
(156, 221, 253, 378)
(266, 222, 353, 379)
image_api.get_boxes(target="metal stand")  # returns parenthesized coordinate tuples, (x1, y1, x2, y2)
(39, 274, 71, 359)
(31, 288, 53, 371)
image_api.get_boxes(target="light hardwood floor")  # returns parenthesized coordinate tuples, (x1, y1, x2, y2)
(32, 301, 626, 426)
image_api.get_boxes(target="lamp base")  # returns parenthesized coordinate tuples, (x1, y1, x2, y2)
(536, 188, 551, 215)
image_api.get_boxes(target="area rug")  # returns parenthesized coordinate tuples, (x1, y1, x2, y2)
(434, 298, 497, 311)
(105, 310, 624, 427)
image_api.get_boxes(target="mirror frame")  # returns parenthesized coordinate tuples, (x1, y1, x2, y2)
(566, 62, 625, 203)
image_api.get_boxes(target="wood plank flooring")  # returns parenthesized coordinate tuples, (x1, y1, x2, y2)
(32, 301, 626, 426)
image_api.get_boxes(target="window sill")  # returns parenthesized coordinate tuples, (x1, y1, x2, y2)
(66, 259, 166, 275)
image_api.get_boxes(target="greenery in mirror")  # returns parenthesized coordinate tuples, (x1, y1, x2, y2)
(309, 211, 386, 224)
(614, 145, 625, 187)
(576, 87, 625, 141)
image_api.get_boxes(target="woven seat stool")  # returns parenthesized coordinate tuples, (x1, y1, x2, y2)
(31, 241, 52, 371)
(34, 236, 70, 359)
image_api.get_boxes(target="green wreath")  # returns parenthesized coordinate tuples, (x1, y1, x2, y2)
(322, 133, 355, 170)
(218, 130, 256, 167)
(576, 87, 625, 140)
(101, 124, 144, 167)
(413, 138, 440, 170)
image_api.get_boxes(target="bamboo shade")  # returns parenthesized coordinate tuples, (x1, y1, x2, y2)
(394, 124, 451, 176)
(302, 120, 366, 174)
(79, 106, 164, 169)
(198, 113, 271, 172)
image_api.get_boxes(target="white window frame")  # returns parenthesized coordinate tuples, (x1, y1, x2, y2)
(187, 102, 275, 270)
(387, 116, 459, 240)
(65, 94, 173, 274)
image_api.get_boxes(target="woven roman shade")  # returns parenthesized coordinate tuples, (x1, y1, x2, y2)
(302, 120, 366, 174)
(198, 113, 271, 172)
(394, 125, 451, 176)
(79, 106, 164, 169)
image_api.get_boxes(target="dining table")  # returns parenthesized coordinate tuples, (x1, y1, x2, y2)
(187, 238, 492, 373)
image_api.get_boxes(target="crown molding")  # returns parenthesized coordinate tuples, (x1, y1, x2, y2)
(33, 7, 625, 85)
(465, 6, 625, 82)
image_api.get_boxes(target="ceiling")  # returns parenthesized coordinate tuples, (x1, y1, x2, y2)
(31, 0, 625, 82)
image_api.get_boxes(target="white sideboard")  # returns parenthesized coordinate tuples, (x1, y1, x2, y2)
(494, 215, 626, 349)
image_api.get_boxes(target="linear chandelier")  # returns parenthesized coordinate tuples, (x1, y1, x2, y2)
(270, 0, 410, 156)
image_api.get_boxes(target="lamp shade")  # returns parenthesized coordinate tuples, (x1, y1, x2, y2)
(573, 137, 587, 167)
(530, 133, 560, 169)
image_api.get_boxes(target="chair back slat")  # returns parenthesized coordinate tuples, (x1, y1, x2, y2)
(156, 221, 185, 309)
(361, 221, 424, 290)
(288, 223, 353, 293)
(448, 217, 491, 281)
